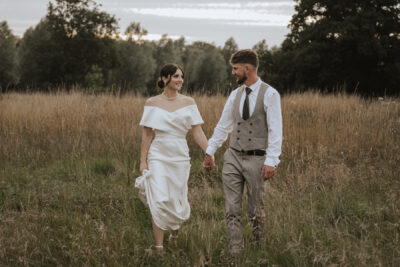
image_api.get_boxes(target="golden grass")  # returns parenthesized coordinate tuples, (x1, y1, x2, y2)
(0, 92, 399, 266)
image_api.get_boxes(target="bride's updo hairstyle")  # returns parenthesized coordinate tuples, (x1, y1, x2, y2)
(157, 63, 184, 89)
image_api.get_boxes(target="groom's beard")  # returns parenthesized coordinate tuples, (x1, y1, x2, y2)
(236, 73, 247, 85)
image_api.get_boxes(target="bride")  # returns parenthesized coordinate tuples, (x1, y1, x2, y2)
(135, 63, 210, 251)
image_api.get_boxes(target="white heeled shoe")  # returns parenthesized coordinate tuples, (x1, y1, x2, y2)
(168, 234, 178, 242)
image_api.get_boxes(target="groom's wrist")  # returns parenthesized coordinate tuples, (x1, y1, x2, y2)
(205, 146, 216, 156)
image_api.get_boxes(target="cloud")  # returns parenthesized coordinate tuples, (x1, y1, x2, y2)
(120, 33, 191, 41)
(1, 0, 294, 47)
(125, 1, 294, 27)
(174, 1, 294, 12)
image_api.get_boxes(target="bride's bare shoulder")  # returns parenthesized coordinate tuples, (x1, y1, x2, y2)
(145, 95, 163, 106)
(179, 95, 196, 106)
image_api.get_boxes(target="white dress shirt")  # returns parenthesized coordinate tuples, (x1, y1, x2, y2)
(206, 78, 282, 167)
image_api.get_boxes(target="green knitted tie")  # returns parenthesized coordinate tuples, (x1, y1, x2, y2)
(242, 87, 252, 120)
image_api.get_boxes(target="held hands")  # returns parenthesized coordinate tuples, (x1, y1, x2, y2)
(203, 154, 215, 171)
(261, 165, 275, 180)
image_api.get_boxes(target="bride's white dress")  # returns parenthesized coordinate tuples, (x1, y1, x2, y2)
(135, 105, 204, 230)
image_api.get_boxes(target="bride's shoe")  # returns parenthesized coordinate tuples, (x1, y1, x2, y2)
(154, 245, 164, 254)
(168, 234, 178, 242)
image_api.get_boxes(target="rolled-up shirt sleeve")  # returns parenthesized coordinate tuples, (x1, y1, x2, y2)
(205, 91, 237, 156)
(264, 88, 282, 167)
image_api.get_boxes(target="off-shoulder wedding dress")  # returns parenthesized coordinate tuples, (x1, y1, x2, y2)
(135, 104, 203, 230)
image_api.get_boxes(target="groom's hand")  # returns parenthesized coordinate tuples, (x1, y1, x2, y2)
(261, 165, 275, 180)
(203, 154, 215, 171)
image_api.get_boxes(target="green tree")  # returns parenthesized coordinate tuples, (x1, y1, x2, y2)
(221, 37, 239, 91)
(221, 37, 238, 64)
(182, 43, 205, 93)
(280, 0, 400, 95)
(19, 0, 119, 89)
(252, 39, 276, 86)
(125, 22, 148, 42)
(110, 40, 156, 94)
(0, 21, 18, 90)
(108, 23, 155, 94)
(18, 20, 56, 88)
(46, 0, 119, 87)
(152, 35, 185, 68)
(184, 42, 227, 94)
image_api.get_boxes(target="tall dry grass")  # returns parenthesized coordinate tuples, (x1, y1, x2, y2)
(0, 92, 399, 266)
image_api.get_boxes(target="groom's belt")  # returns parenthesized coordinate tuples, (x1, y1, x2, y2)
(230, 147, 266, 156)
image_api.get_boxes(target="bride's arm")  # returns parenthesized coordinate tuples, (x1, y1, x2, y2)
(191, 124, 208, 152)
(140, 126, 154, 174)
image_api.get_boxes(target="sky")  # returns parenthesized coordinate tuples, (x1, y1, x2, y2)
(0, 0, 295, 48)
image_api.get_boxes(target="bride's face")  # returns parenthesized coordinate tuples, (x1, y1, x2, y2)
(165, 69, 184, 91)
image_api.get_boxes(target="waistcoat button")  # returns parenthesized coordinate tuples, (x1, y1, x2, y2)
(249, 131, 252, 134)
(250, 123, 253, 126)
(238, 122, 241, 125)
(237, 130, 240, 133)
(237, 137, 240, 140)
(249, 138, 251, 141)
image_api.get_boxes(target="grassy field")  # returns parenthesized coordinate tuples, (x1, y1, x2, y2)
(0, 92, 399, 266)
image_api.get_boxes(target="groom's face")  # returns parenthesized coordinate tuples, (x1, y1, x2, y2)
(231, 63, 247, 85)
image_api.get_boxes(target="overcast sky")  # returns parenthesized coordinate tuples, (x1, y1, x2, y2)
(0, 0, 295, 48)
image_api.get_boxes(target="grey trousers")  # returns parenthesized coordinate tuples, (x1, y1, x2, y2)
(222, 148, 267, 252)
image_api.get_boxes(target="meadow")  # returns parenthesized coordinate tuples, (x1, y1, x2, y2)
(0, 92, 399, 266)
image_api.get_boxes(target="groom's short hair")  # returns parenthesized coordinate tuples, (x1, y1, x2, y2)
(230, 49, 259, 69)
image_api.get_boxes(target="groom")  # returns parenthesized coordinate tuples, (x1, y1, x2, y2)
(203, 49, 282, 254)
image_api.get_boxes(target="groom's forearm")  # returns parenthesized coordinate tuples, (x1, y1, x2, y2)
(206, 125, 232, 156)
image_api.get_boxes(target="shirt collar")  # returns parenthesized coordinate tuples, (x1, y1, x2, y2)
(246, 78, 261, 95)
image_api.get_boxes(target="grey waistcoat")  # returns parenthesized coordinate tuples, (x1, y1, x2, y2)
(229, 83, 269, 151)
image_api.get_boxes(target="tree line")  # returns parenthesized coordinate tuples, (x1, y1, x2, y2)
(1, 0, 399, 96)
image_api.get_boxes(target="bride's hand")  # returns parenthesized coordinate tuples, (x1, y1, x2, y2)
(140, 162, 149, 174)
